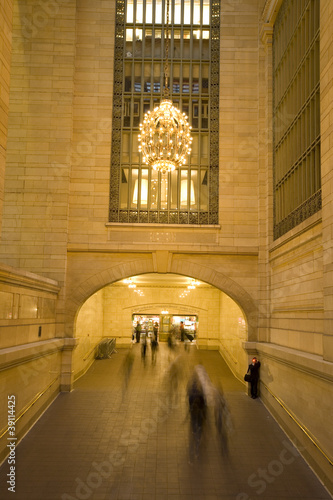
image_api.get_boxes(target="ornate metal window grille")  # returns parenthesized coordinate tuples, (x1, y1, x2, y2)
(109, 0, 219, 225)
(273, 0, 321, 240)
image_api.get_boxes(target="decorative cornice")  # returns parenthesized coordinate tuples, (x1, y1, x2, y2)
(0, 264, 60, 294)
(261, 0, 283, 25)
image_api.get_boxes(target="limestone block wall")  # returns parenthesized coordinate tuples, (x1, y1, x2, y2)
(218, 292, 248, 380)
(0, 0, 76, 286)
(0, 264, 62, 463)
(0, 263, 60, 349)
(269, 216, 324, 355)
(218, 0, 261, 249)
(73, 288, 104, 379)
(68, 0, 115, 246)
(258, 343, 333, 493)
(320, 0, 333, 363)
(0, 0, 13, 235)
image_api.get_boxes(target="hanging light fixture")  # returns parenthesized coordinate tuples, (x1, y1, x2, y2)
(138, 0, 192, 174)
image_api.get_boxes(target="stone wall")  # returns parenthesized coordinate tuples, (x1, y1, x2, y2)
(0, 0, 13, 235)
(0, 263, 62, 463)
(73, 288, 104, 379)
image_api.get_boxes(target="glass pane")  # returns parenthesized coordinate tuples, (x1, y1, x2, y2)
(173, 29, 181, 58)
(160, 174, 168, 209)
(155, 0, 162, 23)
(200, 170, 208, 210)
(191, 133, 199, 162)
(154, 63, 161, 93)
(125, 62, 132, 88)
(122, 133, 130, 162)
(135, 29, 142, 57)
(193, 0, 201, 25)
(144, 63, 151, 92)
(174, 0, 181, 24)
(145, 0, 152, 23)
(183, 30, 191, 58)
(202, 35, 209, 58)
(145, 29, 152, 58)
(126, 29, 133, 58)
(183, 64, 190, 93)
(150, 169, 158, 209)
(171, 169, 179, 209)
(201, 135, 209, 165)
(191, 170, 198, 208)
(140, 169, 149, 208)
(172, 64, 180, 92)
(154, 29, 162, 58)
(203, 0, 210, 25)
(134, 63, 141, 92)
(180, 170, 188, 208)
(136, 0, 143, 22)
(184, 0, 191, 24)
(193, 30, 200, 58)
(131, 169, 139, 208)
(126, 0, 134, 23)
(132, 133, 140, 162)
(120, 168, 129, 208)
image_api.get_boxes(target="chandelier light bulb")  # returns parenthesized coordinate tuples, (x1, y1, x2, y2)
(138, 99, 192, 174)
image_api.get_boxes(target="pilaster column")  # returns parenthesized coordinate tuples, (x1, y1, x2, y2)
(60, 338, 77, 391)
(0, 0, 14, 236)
(321, 0, 333, 361)
(257, 22, 273, 343)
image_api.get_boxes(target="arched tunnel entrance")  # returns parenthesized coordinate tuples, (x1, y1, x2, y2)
(73, 273, 248, 382)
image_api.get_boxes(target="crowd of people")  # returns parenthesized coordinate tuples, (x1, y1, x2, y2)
(121, 322, 245, 464)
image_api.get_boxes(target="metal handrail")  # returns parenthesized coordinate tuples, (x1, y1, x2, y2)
(261, 381, 333, 467)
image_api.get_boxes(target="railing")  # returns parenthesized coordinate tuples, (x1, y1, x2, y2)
(261, 381, 333, 467)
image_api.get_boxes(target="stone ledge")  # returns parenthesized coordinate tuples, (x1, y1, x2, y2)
(244, 341, 333, 382)
(0, 263, 60, 294)
(0, 338, 76, 371)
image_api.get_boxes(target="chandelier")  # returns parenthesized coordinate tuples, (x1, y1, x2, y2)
(138, 0, 192, 174)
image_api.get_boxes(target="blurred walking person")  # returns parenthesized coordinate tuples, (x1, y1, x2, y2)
(141, 334, 147, 365)
(121, 348, 134, 398)
(213, 383, 232, 457)
(151, 336, 158, 365)
(187, 371, 207, 464)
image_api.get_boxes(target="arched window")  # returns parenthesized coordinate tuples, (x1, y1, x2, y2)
(109, 0, 219, 224)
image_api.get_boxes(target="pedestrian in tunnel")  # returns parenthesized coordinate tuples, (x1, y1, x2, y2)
(135, 321, 142, 343)
(187, 370, 207, 464)
(121, 348, 134, 397)
(213, 382, 233, 457)
(141, 333, 148, 365)
(247, 356, 261, 398)
(164, 354, 182, 407)
(151, 335, 158, 365)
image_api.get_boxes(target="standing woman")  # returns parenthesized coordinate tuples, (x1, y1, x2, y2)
(247, 357, 261, 399)
(135, 321, 142, 343)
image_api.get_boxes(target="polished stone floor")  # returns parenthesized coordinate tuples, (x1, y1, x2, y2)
(0, 342, 331, 500)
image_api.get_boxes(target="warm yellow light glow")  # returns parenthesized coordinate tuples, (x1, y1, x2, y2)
(181, 179, 195, 206)
(133, 179, 148, 204)
(138, 99, 192, 174)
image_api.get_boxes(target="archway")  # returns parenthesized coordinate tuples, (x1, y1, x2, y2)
(72, 273, 250, 382)
(65, 254, 258, 339)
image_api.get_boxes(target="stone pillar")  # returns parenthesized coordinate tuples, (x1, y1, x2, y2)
(60, 338, 77, 391)
(321, 0, 333, 362)
(0, 0, 13, 236)
(257, 23, 274, 343)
